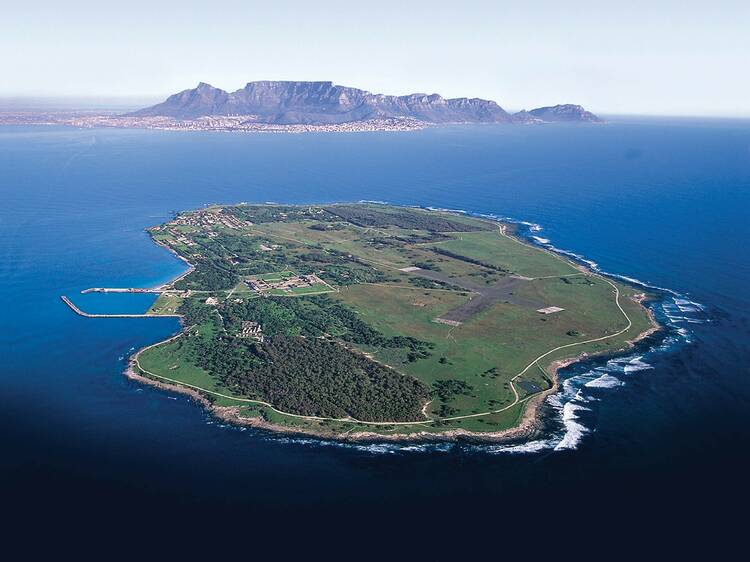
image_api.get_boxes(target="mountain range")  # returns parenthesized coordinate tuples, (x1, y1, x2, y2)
(129, 81, 601, 125)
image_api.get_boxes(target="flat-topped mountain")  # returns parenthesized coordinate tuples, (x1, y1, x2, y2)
(128, 81, 600, 125)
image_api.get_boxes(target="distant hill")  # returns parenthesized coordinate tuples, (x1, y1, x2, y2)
(129, 81, 601, 125)
(515, 104, 602, 123)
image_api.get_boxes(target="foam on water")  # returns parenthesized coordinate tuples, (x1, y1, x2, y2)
(555, 402, 591, 450)
(585, 374, 624, 388)
(269, 436, 456, 455)
(483, 439, 558, 455)
(424, 205, 469, 215)
(624, 358, 654, 374)
(359, 199, 390, 205)
(494, 219, 709, 452)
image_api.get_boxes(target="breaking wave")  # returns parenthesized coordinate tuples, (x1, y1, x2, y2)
(585, 374, 623, 388)
(484, 218, 710, 453)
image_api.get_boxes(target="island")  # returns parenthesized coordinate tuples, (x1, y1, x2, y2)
(64, 203, 657, 441)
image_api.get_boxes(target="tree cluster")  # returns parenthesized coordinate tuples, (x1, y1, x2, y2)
(189, 334, 429, 421)
(430, 248, 509, 273)
(408, 277, 465, 291)
(324, 206, 489, 232)
(174, 261, 239, 291)
(432, 379, 474, 402)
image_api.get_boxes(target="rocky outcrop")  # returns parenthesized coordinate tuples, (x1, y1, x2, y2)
(519, 104, 602, 123)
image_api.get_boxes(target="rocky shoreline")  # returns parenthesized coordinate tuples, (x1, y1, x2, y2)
(125, 295, 660, 444)
(121, 209, 662, 444)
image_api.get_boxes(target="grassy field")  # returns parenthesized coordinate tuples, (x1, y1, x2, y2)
(138, 337, 222, 394)
(288, 283, 335, 295)
(253, 270, 295, 282)
(147, 293, 184, 315)
(135, 203, 656, 437)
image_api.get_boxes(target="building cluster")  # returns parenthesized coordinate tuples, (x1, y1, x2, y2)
(248, 274, 324, 293)
(63, 115, 427, 134)
(536, 306, 565, 314)
(171, 209, 251, 231)
(171, 232, 197, 247)
(239, 321, 264, 342)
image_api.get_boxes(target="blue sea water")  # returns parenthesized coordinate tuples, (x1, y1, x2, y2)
(1, 119, 749, 536)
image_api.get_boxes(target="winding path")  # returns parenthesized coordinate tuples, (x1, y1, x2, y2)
(130, 223, 636, 428)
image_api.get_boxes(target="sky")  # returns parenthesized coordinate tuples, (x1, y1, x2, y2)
(1, 0, 749, 117)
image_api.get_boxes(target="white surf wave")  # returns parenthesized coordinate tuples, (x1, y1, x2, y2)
(424, 205, 469, 214)
(269, 435, 455, 455)
(554, 402, 591, 451)
(484, 439, 558, 455)
(585, 374, 624, 388)
(624, 357, 654, 373)
(359, 199, 391, 205)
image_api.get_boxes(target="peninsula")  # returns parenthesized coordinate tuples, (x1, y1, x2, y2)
(64, 204, 656, 441)
(2, 81, 601, 134)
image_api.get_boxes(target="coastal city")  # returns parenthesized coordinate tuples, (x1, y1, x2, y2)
(0, 112, 428, 133)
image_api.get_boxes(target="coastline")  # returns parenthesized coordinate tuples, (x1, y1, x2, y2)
(150, 236, 195, 290)
(0, 114, 429, 135)
(125, 306, 658, 444)
(122, 211, 664, 444)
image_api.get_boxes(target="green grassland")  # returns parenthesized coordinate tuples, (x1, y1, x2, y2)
(428, 230, 575, 278)
(138, 335, 224, 395)
(147, 293, 184, 315)
(253, 271, 295, 282)
(135, 203, 656, 438)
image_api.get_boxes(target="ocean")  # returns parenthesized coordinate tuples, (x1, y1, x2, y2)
(1, 118, 749, 536)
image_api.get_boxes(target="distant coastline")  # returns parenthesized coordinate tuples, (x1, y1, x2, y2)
(0, 112, 429, 134)
(0, 79, 601, 134)
(0, 111, 603, 135)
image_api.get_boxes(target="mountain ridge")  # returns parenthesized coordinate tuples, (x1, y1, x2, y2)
(129, 81, 601, 125)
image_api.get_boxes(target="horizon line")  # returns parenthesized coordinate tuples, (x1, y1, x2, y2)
(0, 93, 748, 120)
